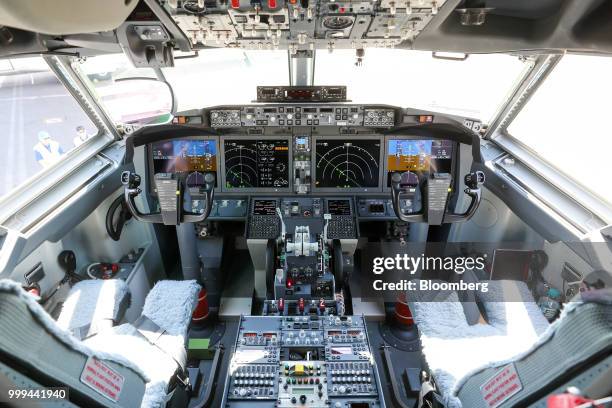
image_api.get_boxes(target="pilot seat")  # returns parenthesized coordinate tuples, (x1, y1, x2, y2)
(0, 278, 200, 407)
(409, 280, 612, 407)
(56, 279, 131, 340)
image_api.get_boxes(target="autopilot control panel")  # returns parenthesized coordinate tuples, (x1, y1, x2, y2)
(222, 315, 384, 408)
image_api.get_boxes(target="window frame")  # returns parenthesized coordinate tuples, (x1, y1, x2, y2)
(0, 55, 118, 227)
(485, 53, 612, 229)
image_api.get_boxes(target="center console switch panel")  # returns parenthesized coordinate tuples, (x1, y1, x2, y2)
(221, 315, 385, 407)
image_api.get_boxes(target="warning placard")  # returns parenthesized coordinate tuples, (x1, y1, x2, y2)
(480, 363, 523, 408)
(80, 356, 124, 402)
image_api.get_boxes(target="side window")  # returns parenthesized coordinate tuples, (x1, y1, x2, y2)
(0, 57, 99, 200)
(507, 54, 612, 207)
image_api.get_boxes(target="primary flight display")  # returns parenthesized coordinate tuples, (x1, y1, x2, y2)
(152, 139, 217, 173)
(387, 139, 453, 173)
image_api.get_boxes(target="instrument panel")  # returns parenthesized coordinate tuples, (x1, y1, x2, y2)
(146, 105, 461, 197)
(148, 135, 456, 194)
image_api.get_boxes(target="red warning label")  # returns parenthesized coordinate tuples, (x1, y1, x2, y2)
(480, 363, 523, 408)
(80, 356, 124, 402)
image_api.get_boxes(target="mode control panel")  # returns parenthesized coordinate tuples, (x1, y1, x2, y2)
(363, 108, 395, 127)
(209, 105, 396, 128)
(210, 109, 241, 127)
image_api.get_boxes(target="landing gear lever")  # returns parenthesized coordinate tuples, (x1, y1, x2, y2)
(121, 171, 215, 225)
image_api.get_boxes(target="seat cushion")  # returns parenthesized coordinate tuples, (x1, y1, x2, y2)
(84, 279, 200, 408)
(476, 280, 549, 343)
(56, 279, 130, 339)
(0, 279, 148, 407)
(455, 290, 612, 408)
(410, 280, 551, 407)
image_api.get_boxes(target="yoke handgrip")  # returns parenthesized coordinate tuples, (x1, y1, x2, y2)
(390, 172, 425, 223)
(122, 171, 163, 224)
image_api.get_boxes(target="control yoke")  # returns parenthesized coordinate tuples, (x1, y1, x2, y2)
(121, 171, 215, 225)
(390, 171, 484, 225)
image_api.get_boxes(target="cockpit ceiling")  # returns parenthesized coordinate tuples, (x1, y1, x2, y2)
(1, 0, 612, 58)
(160, 0, 447, 51)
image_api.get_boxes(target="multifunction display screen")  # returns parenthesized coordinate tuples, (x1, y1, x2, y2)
(387, 139, 453, 178)
(327, 199, 351, 216)
(315, 139, 380, 189)
(224, 139, 290, 189)
(253, 200, 278, 215)
(152, 139, 217, 173)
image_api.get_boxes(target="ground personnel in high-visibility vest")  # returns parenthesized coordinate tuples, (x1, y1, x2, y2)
(34, 130, 64, 168)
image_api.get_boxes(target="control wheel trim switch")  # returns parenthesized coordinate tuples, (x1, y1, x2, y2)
(390, 170, 484, 225)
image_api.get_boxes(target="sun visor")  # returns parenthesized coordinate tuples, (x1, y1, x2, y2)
(0, 0, 138, 35)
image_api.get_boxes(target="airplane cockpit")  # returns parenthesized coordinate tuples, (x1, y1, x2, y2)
(0, 1, 611, 408)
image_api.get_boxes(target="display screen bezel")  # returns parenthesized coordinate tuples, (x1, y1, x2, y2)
(382, 135, 458, 192)
(220, 135, 293, 193)
(147, 135, 220, 194)
(311, 135, 384, 193)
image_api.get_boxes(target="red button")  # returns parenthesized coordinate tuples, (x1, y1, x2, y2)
(231, 0, 240, 8)
(268, 0, 277, 8)
(28, 287, 40, 297)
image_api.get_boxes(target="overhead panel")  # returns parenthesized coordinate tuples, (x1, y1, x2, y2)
(157, 0, 446, 51)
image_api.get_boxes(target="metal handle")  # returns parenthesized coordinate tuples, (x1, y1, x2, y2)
(390, 171, 485, 224)
(122, 171, 163, 223)
(183, 173, 216, 223)
(390, 172, 425, 223)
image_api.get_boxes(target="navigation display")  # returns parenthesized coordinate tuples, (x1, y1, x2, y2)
(152, 139, 217, 173)
(315, 139, 380, 189)
(387, 139, 453, 176)
(224, 139, 290, 189)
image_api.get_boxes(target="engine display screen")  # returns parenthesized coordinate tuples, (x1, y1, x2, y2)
(315, 139, 380, 189)
(152, 139, 217, 173)
(224, 139, 290, 189)
(387, 139, 453, 177)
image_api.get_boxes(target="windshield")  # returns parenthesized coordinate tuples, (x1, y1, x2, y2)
(163, 49, 289, 112)
(77, 49, 528, 124)
(316, 49, 528, 122)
